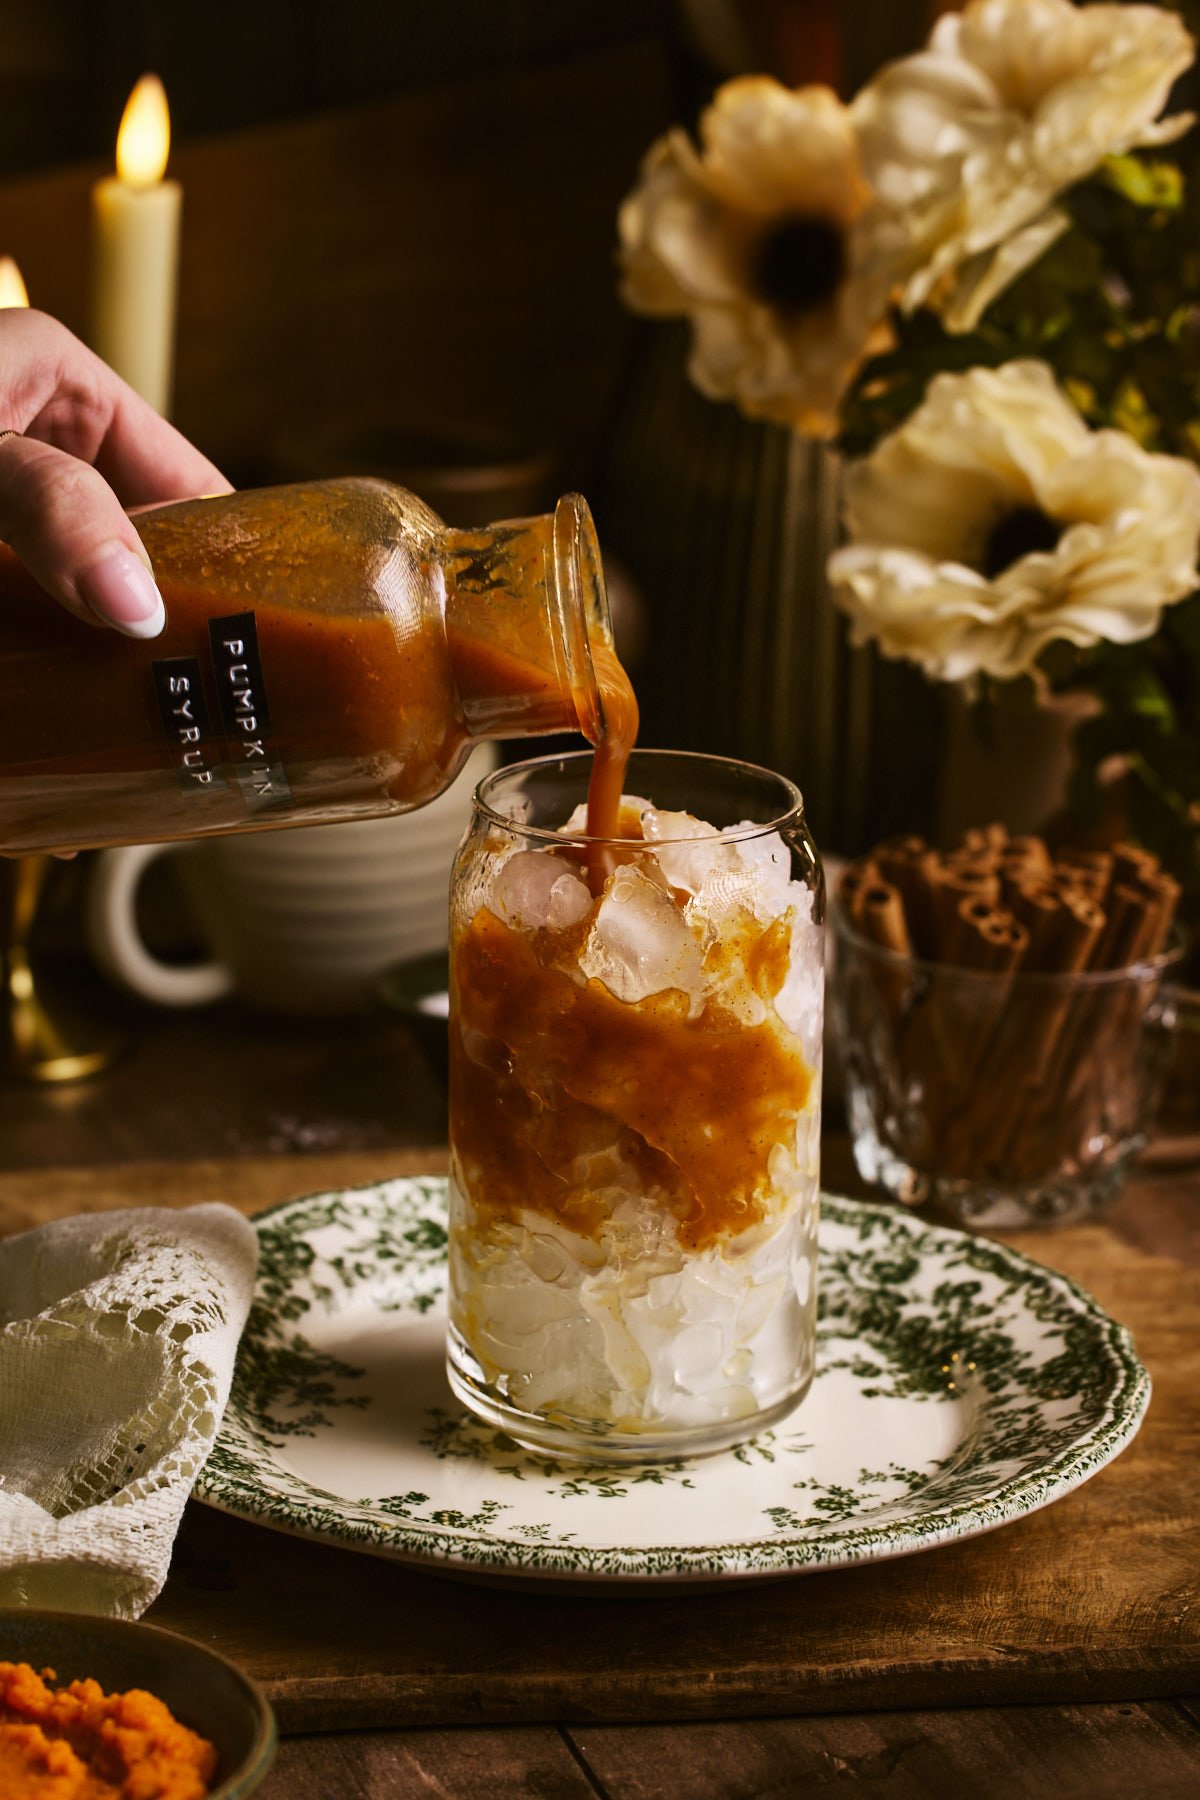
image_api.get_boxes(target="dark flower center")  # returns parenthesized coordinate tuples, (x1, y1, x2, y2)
(982, 506, 1061, 579)
(752, 216, 845, 316)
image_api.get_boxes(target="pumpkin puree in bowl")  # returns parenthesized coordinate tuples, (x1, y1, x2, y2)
(0, 1661, 216, 1799)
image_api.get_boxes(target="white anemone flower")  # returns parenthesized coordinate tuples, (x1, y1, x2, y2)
(618, 77, 895, 437)
(852, 0, 1195, 331)
(829, 361, 1200, 682)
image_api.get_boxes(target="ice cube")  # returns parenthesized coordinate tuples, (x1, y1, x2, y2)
(733, 1268, 789, 1343)
(560, 795, 653, 837)
(670, 1322, 727, 1386)
(641, 807, 738, 895)
(579, 864, 704, 1006)
(546, 872, 592, 930)
(773, 914, 824, 1054)
(730, 827, 794, 920)
(603, 1190, 684, 1265)
(684, 826, 798, 934)
(491, 850, 591, 932)
(580, 1282, 653, 1398)
(685, 866, 761, 936)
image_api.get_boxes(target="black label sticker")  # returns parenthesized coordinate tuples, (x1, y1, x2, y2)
(152, 656, 221, 792)
(208, 611, 293, 811)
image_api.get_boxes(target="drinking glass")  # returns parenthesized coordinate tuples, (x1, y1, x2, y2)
(446, 749, 824, 1461)
(834, 907, 1183, 1229)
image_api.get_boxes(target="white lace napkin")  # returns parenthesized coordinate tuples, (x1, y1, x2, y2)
(0, 1203, 258, 1619)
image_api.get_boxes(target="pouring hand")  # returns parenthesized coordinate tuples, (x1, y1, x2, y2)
(0, 309, 230, 638)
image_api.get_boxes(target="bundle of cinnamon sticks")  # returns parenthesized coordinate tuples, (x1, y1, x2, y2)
(837, 829, 1181, 1186)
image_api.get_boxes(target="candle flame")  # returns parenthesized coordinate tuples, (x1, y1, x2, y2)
(0, 257, 29, 308)
(116, 75, 171, 188)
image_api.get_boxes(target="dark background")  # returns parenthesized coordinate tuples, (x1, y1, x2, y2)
(0, 2, 663, 176)
(0, 2, 939, 180)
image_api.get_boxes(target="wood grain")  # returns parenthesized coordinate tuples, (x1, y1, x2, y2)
(257, 1725, 597, 1800)
(564, 1703, 1200, 1800)
(246, 1705, 1200, 1800)
(4, 1152, 1197, 1732)
(0, 1149, 446, 1237)
(154, 1488, 1200, 1732)
(0, 975, 448, 1173)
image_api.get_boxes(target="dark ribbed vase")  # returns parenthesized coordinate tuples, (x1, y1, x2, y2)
(593, 324, 942, 853)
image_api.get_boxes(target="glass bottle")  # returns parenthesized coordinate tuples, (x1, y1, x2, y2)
(0, 478, 613, 854)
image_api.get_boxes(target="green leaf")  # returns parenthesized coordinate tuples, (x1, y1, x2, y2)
(1100, 153, 1185, 211)
(1125, 668, 1178, 730)
(1110, 377, 1157, 445)
(1062, 376, 1099, 419)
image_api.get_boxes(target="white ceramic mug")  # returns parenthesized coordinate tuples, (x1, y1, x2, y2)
(86, 745, 495, 1015)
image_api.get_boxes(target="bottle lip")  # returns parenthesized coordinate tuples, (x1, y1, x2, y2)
(473, 747, 809, 847)
(551, 494, 612, 746)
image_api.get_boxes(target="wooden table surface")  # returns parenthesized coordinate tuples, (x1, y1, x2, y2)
(1, 975, 1198, 1799)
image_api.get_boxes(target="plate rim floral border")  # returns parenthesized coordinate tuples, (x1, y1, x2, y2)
(195, 1178, 1150, 1584)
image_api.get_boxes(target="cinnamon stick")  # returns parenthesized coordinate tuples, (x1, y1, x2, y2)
(1008, 882, 1062, 946)
(1056, 847, 1112, 881)
(930, 863, 1001, 948)
(837, 859, 881, 923)
(1006, 835, 1053, 875)
(854, 881, 912, 957)
(1026, 892, 1105, 976)
(1091, 883, 1161, 970)
(1135, 871, 1181, 959)
(904, 904, 1029, 1169)
(944, 894, 1002, 966)
(875, 836, 939, 958)
(850, 879, 913, 1022)
(1016, 885, 1168, 1179)
(932, 884, 1092, 1167)
(1111, 841, 1159, 889)
(1000, 838, 1054, 905)
(1052, 871, 1177, 1121)
(943, 847, 1001, 878)
(961, 823, 1008, 857)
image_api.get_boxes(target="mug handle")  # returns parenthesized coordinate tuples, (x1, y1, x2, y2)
(86, 843, 235, 1007)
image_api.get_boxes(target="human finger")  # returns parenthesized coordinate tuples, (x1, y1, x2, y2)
(0, 430, 165, 636)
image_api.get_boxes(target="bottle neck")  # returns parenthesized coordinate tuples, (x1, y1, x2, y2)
(441, 494, 612, 746)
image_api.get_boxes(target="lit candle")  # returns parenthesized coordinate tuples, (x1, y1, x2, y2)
(0, 257, 29, 309)
(91, 75, 181, 416)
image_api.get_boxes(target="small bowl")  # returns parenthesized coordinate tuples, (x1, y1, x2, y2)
(0, 1610, 276, 1798)
(378, 950, 450, 1083)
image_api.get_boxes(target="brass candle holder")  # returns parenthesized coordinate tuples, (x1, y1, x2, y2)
(1, 856, 123, 1082)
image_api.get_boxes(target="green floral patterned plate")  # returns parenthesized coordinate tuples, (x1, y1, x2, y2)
(195, 1179, 1149, 1585)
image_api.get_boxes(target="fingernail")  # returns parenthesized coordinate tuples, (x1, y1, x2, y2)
(79, 545, 165, 639)
(130, 534, 156, 575)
